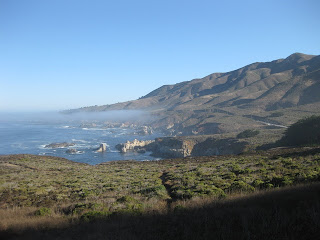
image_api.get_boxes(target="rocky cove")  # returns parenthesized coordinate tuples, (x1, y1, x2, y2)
(1, 115, 251, 164)
(74, 119, 251, 158)
(0, 119, 167, 164)
(45, 135, 248, 160)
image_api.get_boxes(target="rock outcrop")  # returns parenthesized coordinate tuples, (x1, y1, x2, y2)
(115, 139, 155, 153)
(66, 149, 77, 154)
(150, 137, 197, 158)
(96, 143, 107, 152)
(115, 136, 248, 158)
(66, 149, 84, 154)
(150, 136, 249, 158)
(135, 126, 153, 135)
(45, 142, 75, 148)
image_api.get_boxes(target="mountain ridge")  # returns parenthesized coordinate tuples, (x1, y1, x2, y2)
(70, 52, 319, 111)
(66, 52, 320, 136)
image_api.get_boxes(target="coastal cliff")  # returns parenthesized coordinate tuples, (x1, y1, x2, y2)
(116, 139, 155, 153)
(151, 136, 248, 158)
(116, 136, 249, 158)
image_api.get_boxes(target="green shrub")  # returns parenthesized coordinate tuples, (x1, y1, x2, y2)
(229, 181, 255, 193)
(80, 211, 109, 222)
(69, 203, 100, 215)
(252, 179, 264, 188)
(35, 207, 51, 216)
(282, 176, 293, 186)
(114, 195, 143, 213)
(281, 158, 293, 166)
(265, 183, 274, 189)
(113, 207, 143, 216)
(270, 176, 294, 187)
(139, 185, 167, 198)
(237, 129, 260, 139)
(243, 167, 253, 174)
(171, 189, 193, 199)
(269, 112, 284, 117)
(230, 164, 243, 175)
(117, 195, 136, 203)
(209, 187, 226, 199)
(223, 172, 237, 180)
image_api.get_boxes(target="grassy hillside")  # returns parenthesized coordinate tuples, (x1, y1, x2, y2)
(1, 147, 320, 239)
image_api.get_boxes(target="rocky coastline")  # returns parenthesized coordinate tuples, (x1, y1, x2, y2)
(115, 136, 249, 158)
(115, 139, 155, 153)
(45, 142, 75, 148)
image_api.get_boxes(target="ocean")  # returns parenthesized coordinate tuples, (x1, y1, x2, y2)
(0, 112, 163, 165)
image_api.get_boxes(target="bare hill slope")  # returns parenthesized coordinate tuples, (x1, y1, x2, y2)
(67, 53, 320, 135)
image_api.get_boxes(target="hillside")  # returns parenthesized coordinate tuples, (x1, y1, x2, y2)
(66, 53, 320, 136)
(1, 148, 320, 239)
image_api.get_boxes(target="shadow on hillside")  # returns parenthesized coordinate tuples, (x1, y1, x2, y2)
(273, 147, 320, 158)
(2, 183, 320, 240)
(258, 145, 320, 159)
(257, 142, 320, 157)
(256, 142, 279, 150)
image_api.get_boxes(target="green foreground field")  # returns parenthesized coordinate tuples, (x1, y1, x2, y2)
(1, 147, 320, 239)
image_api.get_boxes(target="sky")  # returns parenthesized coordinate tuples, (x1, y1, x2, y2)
(0, 0, 319, 111)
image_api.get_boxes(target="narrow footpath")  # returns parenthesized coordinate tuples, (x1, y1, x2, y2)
(160, 171, 175, 211)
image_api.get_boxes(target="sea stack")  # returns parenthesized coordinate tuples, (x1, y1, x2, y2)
(96, 143, 107, 152)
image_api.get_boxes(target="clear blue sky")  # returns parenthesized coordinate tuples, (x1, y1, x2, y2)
(1, 0, 319, 111)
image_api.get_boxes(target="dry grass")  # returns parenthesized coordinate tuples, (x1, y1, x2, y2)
(0, 207, 70, 232)
(1, 182, 319, 240)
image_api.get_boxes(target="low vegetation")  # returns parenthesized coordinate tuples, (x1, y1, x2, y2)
(236, 129, 260, 139)
(1, 146, 320, 239)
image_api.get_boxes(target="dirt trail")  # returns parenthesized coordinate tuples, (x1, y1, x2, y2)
(160, 171, 175, 211)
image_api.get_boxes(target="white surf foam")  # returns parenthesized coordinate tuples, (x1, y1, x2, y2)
(108, 150, 119, 153)
(72, 139, 89, 143)
(82, 128, 107, 131)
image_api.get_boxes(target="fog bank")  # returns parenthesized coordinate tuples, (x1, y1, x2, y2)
(0, 110, 154, 124)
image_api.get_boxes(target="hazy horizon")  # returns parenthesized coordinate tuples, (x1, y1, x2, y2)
(1, 0, 320, 111)
(0, 110, 153, 124)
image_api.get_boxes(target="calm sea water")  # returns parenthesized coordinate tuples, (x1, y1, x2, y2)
(0, 116, 163, 165)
